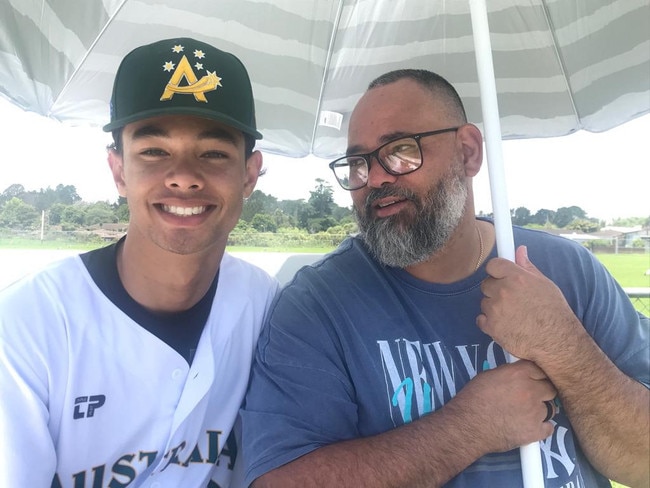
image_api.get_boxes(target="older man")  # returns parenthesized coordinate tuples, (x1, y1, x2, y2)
(242, 69, 649, 488)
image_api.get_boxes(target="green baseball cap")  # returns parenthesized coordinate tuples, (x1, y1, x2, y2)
(103, 37, 262, 139)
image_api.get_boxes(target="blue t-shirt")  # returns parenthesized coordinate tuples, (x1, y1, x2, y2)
(242, 224, 649, 487)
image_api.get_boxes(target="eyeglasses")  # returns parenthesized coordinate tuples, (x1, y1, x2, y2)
(328, 127, 460, 190)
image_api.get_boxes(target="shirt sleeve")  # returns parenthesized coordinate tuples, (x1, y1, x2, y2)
(524, 232, 650, 388)
(241, 281, 360, 486)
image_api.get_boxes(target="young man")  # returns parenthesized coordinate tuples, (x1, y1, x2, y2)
(241, 70, 649, 487)
(0, 38, 278, 487)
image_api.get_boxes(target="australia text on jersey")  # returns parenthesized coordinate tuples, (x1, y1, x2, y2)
(50, 429, 235, 488)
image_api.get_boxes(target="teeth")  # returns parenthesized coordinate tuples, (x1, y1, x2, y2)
(162, 205, 206, 216)
(378, 200, 398, 208)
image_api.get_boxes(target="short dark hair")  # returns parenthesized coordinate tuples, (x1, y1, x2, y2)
(368, 69, 467, 124)
(110, 129, 255, 159)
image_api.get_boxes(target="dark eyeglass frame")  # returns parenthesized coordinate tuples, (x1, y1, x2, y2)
(328, 127, 460, 190)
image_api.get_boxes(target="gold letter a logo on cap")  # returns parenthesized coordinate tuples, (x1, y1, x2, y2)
(160, 55, 222, 102)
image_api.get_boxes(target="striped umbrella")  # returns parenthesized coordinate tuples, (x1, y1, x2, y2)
(1, 0, 647, 159)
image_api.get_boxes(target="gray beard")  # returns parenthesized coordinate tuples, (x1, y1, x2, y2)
(355, 168, 468, 268)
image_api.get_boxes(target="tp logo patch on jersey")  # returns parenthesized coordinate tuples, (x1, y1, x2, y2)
(160, 43, 222, 102)
(73, 394, 106, 419)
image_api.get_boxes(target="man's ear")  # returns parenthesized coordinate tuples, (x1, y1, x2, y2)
(107, 150, 127, 198)
(457, 124, 483, 177)
(243, 150, 263, 199)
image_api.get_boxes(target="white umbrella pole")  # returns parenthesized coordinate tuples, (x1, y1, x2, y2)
(468, 1, 545, 487)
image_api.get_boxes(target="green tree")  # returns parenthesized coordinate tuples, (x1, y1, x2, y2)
(242, 190, 278, 222)
(61, 204, 87, 226)
(332, 204, 353, 223)
(307, 216, 337, 233)
(0, 197, 39, 229)
(272, 208, 296, 229)
(20, 184, 81, 212)
(567, 218, 599, 233)
(113, 197, 130, 222)
(1, 184, 26, 205)
(531, 208, 556, 226)
(512, 207, 531, 226)
(308, 179, 334, 218)
(54, 184, 81, 205)
(48, 203, 67, 225)
(611, 216, 648, 227)
(20, 188, 46, 210)
(297, 205, 316, 230)
(553, 206, 587, 228)
(85, 202, 118, 225)
(278, 199, 306, 226)
(233, 219, 252, 232)
(251, 213, 278, 232)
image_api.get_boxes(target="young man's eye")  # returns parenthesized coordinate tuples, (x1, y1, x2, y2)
(140, 148, 168, 157)
(203, 150, 230, 159)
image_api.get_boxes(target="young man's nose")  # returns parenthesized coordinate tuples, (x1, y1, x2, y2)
(165, 160, 205, 191)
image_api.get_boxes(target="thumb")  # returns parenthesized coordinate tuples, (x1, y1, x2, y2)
(515, 245, 537, 271)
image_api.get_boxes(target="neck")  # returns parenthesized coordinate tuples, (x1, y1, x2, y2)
(405, 216, 493, 284)
(117, 235, 224, 313)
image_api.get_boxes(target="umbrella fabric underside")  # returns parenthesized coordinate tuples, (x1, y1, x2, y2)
(0, 0, 648, 159)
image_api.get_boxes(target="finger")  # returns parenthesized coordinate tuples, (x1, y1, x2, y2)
(479, 275, 497, 298)
(479, 276, 506, 306)
(484, 257, 516, 279)
(486, 246, 537, 279)
(476, 312, 487, 331)
(505, 359, 548, 381)
(521, 360, 549, 381)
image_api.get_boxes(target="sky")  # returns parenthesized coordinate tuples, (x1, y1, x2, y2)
(0, 96, 648, 224)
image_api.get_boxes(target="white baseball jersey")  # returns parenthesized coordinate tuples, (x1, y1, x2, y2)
(0, 252, 278, 487)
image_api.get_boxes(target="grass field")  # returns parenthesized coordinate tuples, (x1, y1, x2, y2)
(594, 253, 650, 315)
(595, 253, 650, 288)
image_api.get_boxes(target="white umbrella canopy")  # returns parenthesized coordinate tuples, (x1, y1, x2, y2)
(0, 0, 648, 159)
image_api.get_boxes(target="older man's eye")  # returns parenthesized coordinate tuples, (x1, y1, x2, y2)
(389, 142, 417, 156)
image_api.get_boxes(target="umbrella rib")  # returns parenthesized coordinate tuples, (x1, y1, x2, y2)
(539, 0, 580, 126)
(310, 0, 346, 154)
(52, 0, 130, 112)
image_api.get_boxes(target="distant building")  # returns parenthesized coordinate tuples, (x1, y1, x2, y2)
(597, 225, 649, 251)
(539, 226, 649, 253)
